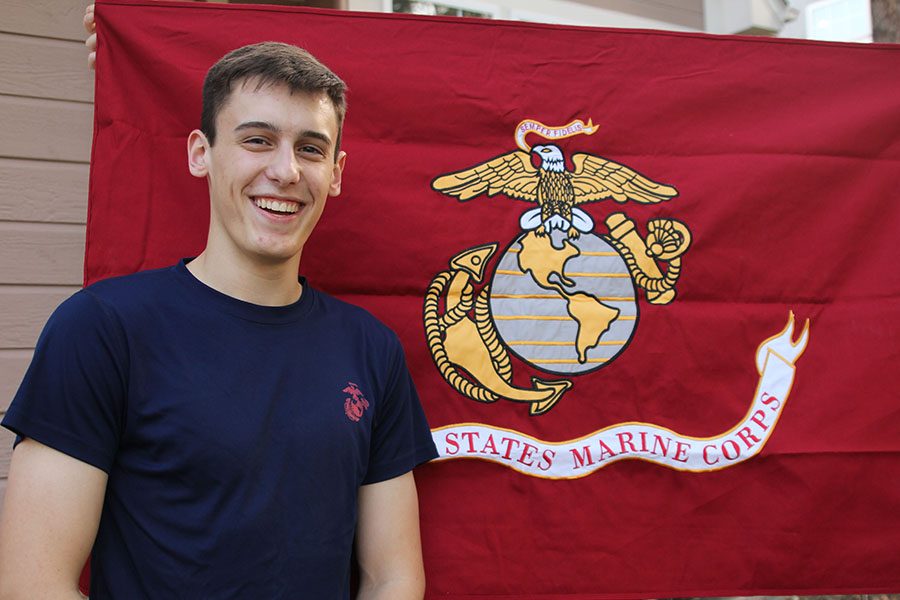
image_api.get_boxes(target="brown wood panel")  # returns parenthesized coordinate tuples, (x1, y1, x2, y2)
(0, 159, 89, 224)
(0, 95, 92, 163)
(0, 351, 33, 413)
(640, 0, 703, 12)
(571, 0, 703, 29)
(233, 0, 343, 6)
(0, 223, 86, 286)
(0, 286, 79, 348)
(0, 0, 90, 41)
(0, 33, 94, 103)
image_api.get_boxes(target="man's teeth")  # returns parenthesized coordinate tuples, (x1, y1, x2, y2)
(254, 198, 300, 214)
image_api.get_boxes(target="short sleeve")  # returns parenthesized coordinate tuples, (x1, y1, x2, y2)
(362, 337, 438, 485)
(1, 290, 129, 473)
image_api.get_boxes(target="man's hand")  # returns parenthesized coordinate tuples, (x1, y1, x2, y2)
(84, 4, 96, 69)
(356, 472, 426, 600)
(0, 439, 106, 600)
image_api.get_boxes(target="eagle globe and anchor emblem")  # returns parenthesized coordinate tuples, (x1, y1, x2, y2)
(424, 118, 692, 416)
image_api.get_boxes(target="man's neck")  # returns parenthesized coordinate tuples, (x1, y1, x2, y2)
(186, 248, 303, 307)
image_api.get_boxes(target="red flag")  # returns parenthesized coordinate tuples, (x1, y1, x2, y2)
(88, 1, 900, 596)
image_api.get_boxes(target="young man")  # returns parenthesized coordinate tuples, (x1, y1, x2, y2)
(0, 34, 437, 600)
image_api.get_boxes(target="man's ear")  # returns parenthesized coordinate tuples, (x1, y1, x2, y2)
(328, 150, 347, 197)
(187, 130, 210, 178)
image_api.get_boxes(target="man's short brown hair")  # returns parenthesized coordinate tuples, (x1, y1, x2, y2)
(201, 42, 347, 157)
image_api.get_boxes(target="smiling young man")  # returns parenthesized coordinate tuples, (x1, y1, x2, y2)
(0, 42, 437, 600)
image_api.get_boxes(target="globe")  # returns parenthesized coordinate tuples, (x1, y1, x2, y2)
(489, 231, 638, 375)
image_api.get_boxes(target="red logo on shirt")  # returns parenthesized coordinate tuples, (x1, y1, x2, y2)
(343, 382, 370, 422)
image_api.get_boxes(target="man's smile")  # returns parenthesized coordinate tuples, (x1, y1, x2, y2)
(251, 195, 303, 215)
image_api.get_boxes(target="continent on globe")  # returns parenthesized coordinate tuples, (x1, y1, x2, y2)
(518, 231, 579, 288)
(566, 292, 619, 363)
(517, 232, 619, 363)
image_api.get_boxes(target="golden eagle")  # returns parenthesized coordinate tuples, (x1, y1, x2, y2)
(432, 144, 678, 238)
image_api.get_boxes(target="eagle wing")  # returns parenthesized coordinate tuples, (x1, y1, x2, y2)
(431, 151, 539, 202)
(570, 153, 678, 205)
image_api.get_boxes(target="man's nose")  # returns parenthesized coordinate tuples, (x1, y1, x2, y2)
(266, 145, 300, 185)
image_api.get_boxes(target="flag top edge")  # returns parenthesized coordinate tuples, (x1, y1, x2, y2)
(93, 0, 900, 52)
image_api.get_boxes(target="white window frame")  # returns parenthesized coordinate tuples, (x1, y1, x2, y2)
(805, 0, 873, 42)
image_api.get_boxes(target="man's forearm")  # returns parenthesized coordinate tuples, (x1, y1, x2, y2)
(356, 574, 425, 600)
(0, 581, 88, 600)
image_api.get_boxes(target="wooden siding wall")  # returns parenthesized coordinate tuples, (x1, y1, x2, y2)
(569, 0, 703, 29)
(0, 0, 93, 509)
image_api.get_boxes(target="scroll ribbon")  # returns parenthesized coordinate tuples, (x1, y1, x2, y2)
(515, 118, 599, 151)
(431, 313, 810, 478)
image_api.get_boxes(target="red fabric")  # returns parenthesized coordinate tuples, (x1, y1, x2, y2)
(88, 1, 900, 597)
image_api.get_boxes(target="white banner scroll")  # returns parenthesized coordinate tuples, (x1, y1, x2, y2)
(515, 118, 599, 151)
(431, 312, 810, 479)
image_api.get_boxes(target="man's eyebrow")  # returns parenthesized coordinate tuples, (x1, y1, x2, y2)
(298, 129, 332, 147)
(234, 121, 279, 134)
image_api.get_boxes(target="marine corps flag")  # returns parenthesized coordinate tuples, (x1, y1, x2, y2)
(87, 0, 900, 597)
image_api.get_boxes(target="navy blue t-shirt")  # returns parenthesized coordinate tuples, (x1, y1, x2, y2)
(2, 260, 438, 599)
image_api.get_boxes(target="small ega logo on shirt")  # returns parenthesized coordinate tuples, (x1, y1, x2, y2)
(343, 382, 370, 423)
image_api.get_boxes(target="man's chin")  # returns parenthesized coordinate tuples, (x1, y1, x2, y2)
(247, 237, 310, 265)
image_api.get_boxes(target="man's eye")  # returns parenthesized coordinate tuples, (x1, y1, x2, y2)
(298, 145, 325, 156)
(244, 137, 270, 146)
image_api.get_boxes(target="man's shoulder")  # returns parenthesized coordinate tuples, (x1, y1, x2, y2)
(63, 264, 183, 329)
(309, 286, 399, 343)
(29, 266, 181, 358)
(82, 264, 179, 305)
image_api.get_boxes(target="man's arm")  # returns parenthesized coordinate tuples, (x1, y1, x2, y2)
(0, 439, 107, 600)
(355, 471, 426, 600)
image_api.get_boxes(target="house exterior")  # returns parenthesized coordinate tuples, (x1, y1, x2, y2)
(1, 0, 94, 505)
